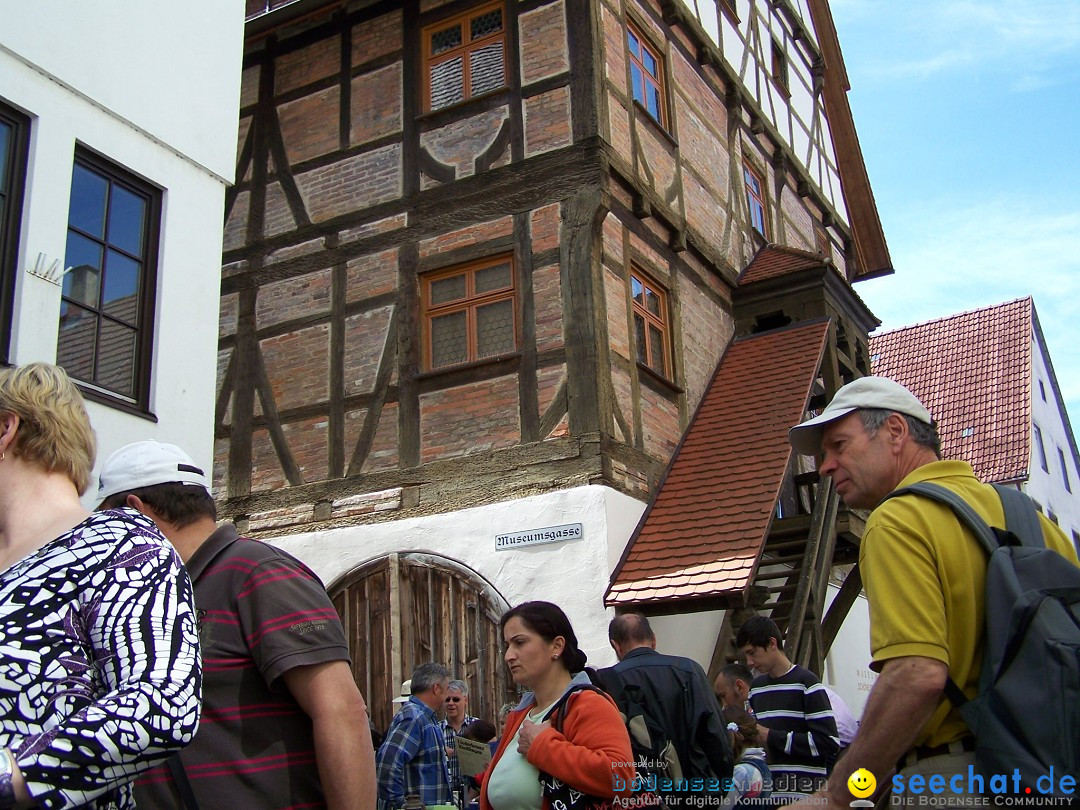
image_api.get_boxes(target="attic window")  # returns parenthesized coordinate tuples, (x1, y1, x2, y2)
(961, 427, 975, 438)
(423, 3, 507, 112)
(753, 312, 791, 333)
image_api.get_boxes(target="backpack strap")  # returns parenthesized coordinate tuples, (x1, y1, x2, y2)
(880, 481, 1006, 711)
(542, 684, 608, 732)
(991, 484, 1045, 548)
(884, 482, 1000, 556)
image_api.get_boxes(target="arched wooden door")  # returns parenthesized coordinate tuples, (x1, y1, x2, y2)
(330, 553, 515, 736)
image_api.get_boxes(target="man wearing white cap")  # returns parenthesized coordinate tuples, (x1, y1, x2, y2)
(785, 377, 1078, 808)
(96, 441, 376, 810)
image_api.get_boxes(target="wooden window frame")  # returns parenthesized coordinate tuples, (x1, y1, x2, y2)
(421, 254, 517, 371)
(57, 147, 160, 414)
(0, 101, 29, 366)
(1034, 423, 1049, 472)
(422, 2, 508, 113)
(630, 269, 671, 381)
(744, 162, 768, 238)
(626, 20, 668, 130)
(771, 38, 790, 96)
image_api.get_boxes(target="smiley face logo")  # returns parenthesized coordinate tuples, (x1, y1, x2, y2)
(848, 768, 876, 799)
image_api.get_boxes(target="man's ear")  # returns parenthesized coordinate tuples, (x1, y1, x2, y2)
(125, 493, 156, 520)
(885, 412, 909, 449)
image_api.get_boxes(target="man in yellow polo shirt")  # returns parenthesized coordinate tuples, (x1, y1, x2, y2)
(784, 377, 1078, 808)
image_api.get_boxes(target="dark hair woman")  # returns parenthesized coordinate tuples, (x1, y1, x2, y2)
(480, 601, 633, 810)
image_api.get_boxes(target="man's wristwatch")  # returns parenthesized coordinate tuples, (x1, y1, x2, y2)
(0, 748, 16, 809)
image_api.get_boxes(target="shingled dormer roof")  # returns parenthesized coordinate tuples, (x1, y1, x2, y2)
(737, 244, 832, 287)
(605, 318, 830, 610)
(870, 298, 1033, 484)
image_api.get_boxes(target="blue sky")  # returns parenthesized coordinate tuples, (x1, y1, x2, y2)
(829, 0, 1080, 427)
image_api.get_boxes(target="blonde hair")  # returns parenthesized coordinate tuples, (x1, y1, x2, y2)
(0, 363, 96, 494)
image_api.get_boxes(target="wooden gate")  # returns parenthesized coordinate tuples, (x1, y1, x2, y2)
(330, 553, 513, 735)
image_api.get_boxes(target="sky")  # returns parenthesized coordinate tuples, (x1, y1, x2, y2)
(828, 0, 1080, 428)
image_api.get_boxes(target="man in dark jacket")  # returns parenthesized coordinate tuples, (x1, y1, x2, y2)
(601, 613, 733, 807)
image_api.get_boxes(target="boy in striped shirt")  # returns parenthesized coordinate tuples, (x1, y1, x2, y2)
(737, 616, 839, 804)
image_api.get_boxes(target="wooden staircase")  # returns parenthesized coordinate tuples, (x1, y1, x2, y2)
(708, 471, 865, 681)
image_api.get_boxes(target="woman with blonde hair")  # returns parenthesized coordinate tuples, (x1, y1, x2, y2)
(480, 601, 634, 810)
(0, 362, 201, 809)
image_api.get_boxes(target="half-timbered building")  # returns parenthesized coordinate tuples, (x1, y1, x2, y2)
(220, 0, 891, 730)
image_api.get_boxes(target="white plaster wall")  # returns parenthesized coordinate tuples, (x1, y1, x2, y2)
(0, 0, 244, 180)
(272, 473, 874, 723)
(822, 585, 874, 720)
(273, 485, 643, 671)
(1, 9, 240, 501)
(1027, 335, 1080, 542)
(649, 609, 726, 669)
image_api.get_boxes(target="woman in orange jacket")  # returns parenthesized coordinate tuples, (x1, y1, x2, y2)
(480, 601, 634, 810)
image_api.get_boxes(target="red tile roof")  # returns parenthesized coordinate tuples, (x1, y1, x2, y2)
(737, 244, 829, 286)
(870, 297, 1032, 484)
(606, 319, 830, 608)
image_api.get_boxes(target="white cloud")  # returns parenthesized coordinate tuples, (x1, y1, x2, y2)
(834, 0, 1080, 87)
(856, 195, 1080, 423)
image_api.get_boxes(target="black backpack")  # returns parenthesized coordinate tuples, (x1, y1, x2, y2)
(591, 668, 696, 808)
(883, 482, 1080, 794)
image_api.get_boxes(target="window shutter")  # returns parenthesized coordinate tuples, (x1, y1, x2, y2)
(469, 42, 504, 97)
(430, 55, 465, 111)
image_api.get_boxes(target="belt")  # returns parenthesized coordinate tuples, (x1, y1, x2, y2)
(900, 737, 975, 769)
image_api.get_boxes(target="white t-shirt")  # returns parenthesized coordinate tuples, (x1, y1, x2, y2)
(485, 701, 556, 810)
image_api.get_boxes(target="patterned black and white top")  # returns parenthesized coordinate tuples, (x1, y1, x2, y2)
(0, 509, 202, 809)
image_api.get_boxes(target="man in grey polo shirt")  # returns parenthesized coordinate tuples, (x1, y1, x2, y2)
(97, 441, 375, 810)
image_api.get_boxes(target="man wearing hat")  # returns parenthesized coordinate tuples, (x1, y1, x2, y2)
(96, 441, 376, 810)
(785, 377, 1078, 807)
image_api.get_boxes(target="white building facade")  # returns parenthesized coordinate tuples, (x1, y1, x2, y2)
(1, 0, 245, 489)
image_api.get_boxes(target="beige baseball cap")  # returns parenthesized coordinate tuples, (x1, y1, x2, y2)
(788, 376, 932, 455)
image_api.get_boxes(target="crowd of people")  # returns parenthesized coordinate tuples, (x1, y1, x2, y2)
(3, 363, 1076, 810)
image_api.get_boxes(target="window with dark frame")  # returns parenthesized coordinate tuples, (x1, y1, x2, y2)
(1034, 423, 1049, 472)
(627, 21, 666, 128)
(57, 151, 159, 408)
(423, 3, 507, 113)
(744, 163, 768, 237)
(1059, 447, 1072, 493)
(771, 38, 789, 95)
(422, 255, 516, 371)
(631, 270, 670, 380)
(0, 101, 29, 366)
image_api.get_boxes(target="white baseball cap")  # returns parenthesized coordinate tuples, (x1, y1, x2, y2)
(97, 441, 211, 503)
(788, 376, 932, 455)
(392, 679, 412, 704)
